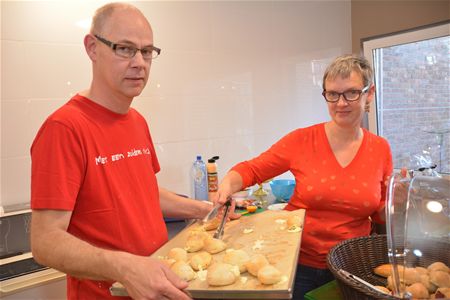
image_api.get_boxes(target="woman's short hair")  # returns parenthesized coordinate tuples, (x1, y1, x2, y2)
(322, 54, 373, 90)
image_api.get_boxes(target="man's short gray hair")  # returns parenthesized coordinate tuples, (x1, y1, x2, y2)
(90, 2, 142, 35)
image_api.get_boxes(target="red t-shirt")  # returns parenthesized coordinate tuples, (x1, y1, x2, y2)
(232, 123, 393, 268)
(31, 95, 167, 299)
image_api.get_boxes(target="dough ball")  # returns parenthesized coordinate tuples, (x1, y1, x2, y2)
(245, 254, 269, 276)
(223, 249, 250, 273)
(168, 247, 188, 262)
(188, 228, 209, 240)
(405, 282, 429, 299)
(170, 261, 196, 281)
(287, 215, 301, 228)
(189, 226, 207, 233)
(206, 263, 240, 286)
(428, 262, 449, 274)
(185, 233, 207, 253)
(189, 251, 212, 271)
(158, 257, 176, 268)
(203, 218, 220, 231)
(257, 265, 282, 285)
(203, 237, 227, 254)
(430, 270, 450, 288)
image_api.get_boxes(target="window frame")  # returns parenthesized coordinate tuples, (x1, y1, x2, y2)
(362, 20, 450, 135)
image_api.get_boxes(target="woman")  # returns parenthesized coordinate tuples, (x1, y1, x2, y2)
(216, 54, 393, 299)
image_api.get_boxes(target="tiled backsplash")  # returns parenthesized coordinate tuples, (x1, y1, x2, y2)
(1, 1, 351, 208)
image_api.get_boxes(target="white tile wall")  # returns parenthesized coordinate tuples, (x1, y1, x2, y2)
(1, 0, 351, 208)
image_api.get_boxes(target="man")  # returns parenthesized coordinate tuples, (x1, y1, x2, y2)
(30, 3, 210, 299)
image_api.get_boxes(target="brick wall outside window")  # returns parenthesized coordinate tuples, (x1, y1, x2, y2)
(378, 36, 449, 173)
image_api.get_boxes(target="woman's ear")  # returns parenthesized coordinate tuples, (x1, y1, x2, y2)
(84, 34, 97, 61)
(365, 84, 375, 113)
(366, 84, 375, 103)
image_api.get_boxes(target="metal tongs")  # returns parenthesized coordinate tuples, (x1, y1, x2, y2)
(338, 269, 399, 297)
(213, 198, 231, 239)
(199, 198, 232, 239)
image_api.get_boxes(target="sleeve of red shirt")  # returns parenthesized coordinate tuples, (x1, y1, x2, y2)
(31, 120, 85, 210)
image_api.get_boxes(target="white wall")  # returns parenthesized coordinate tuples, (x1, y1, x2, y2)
(1, 0, 351, 209)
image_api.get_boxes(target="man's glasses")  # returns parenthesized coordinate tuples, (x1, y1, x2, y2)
(322, 85, 369, 103)
(94, 35, 161, 60)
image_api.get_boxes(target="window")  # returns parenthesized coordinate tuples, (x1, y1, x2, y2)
(363, 22, 450, 173)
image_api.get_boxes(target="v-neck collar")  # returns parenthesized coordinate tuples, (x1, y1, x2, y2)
(320, 123, 366, 170)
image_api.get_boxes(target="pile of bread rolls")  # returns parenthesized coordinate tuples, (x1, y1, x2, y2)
(159, 222, 284, 287)
(373, 261, 450, 299)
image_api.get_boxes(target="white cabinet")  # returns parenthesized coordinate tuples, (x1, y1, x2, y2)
(1, 269, 66, 300)
(2, 278, 66, 300)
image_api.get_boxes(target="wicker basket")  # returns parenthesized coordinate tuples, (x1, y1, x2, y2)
(326, 234, 450, 300)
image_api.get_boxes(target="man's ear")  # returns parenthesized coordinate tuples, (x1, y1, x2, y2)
(84, 34, 97, 61)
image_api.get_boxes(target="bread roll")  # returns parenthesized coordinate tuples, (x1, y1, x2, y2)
(405, 282, 429, 299)
(374, 264, 406, 278)
(435, 287, 450, 298)
(402, 267, 421, 285)
(257, 265, 282, 285)
(168, 247, 188, 262)
(374, 286, 391, 294)
(430, 270, 450, 288)
(189, 251, 212, 271)
(416, 266, 428, 276)
(387, 275, 394, 290)
(420, 274, 438, 293)
(246, 254, 269, 276)
(203, 237, 227, 254)
(223, 249, 250, 273)
(428, 262, 449, 274)
(170, 261, 196, 281)
(387, 275, 406, 293)
(374, 264, 393, 278)
(207, 263, 240, 286)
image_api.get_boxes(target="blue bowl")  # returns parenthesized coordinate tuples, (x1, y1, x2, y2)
(269, 179, 295, 201)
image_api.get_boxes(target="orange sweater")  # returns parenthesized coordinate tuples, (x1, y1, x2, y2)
(232, 123, 393, 268)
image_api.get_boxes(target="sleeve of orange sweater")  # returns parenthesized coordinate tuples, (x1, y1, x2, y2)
(231, 130, 300, 188)
(370, 138, 393, 224)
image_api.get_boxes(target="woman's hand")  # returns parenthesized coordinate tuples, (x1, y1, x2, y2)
(214, 171, 244, 220)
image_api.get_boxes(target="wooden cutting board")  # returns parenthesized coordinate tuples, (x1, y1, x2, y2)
(111, 209, 305, 299)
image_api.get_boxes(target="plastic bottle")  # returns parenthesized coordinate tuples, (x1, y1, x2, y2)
(207, 156, 220, 201)
(191, 155, 208, 200)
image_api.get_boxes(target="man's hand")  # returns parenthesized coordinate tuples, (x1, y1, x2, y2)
(120, 256, 191, 300)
